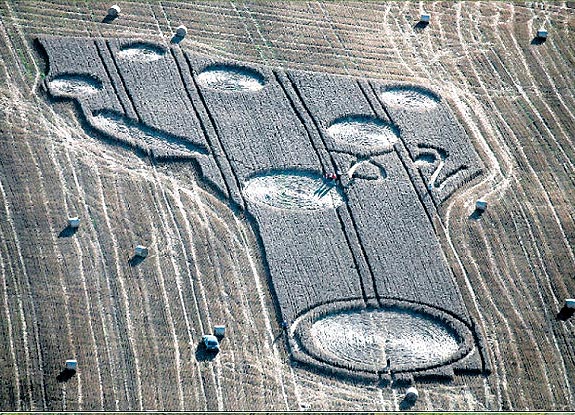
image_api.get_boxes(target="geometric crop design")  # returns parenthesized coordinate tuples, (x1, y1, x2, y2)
(39, 36, 487, 382)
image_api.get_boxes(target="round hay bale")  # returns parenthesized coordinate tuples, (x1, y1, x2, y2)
(405, 386, 419, 401)
(108, 5, 121, 17)
(176, 25, 188, 37)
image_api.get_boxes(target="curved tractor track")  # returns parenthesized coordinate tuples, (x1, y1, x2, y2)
(0, 0, 574, 411)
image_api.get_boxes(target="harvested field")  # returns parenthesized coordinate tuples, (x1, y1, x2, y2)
(0, 0, 575, 411)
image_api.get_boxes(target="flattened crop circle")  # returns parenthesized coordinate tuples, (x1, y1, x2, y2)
(295, 301, 474, 374)
(380, 86, 440, 111)
(311, 308, 461, 371)
(243, 171, 344, 211)
(118, 42, 166, 62)
(48, 74, 102, 97)
(327, 116, 399, 149)
(197, 64, 265, 91)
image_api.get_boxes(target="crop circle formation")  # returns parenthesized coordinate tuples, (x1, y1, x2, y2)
(37, 35, 486, 385)
(327, 116, 399, 149)
(242, 171, 344, 211)
(117, 42, 166, 62)
(48, 74, 102, 97)
(310, 307, 465, 372)
(379, 86, 440, 111)
(197, 64, 265, 91)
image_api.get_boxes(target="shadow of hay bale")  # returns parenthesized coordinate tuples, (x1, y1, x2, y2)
(414, 21, 429, 31)
(170, 34, 184, 44)
(399, 396, 417, 411)
(56, 368, 76, 383)
(195, 342, 219, 362)
(468, 208, 484, 220)
(557, 305, 574, 321)
(58, 225, 78, 238)
(101, 14, 117, 24)
(531, 37, 547, 45)
(128, 255, 145, 267)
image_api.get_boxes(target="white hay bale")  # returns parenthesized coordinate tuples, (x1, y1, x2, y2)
(134, 245, 148, 258)
(537, 28, 548, 39)
(175, 25, 188, 37)
(405, 386, 418, 401)
(476, 199, 487, 211)
(420, 13, 430, 23)
(565, 299, 575, 309)
(68, 216, 80, 228)
(65, 359, 77, 370)
(108, 5, 121, 17)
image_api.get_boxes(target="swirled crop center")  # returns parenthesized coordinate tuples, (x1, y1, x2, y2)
(197, 65, 265, 91)
(243, 171, 344, 211)
(48, 74, 102, 97)
(379, 86, 440, 111)
(118, 43, 166, 62)
(311, 307, 463, 371)
(327, 116, 399, 149)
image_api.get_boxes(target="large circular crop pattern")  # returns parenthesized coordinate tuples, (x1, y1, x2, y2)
(243, 171, 344, 211)
(379, 86, 440, 111)
(310, 307, 464, 372)
(327, 116, 399, 149)
(197, 65, 265, 91)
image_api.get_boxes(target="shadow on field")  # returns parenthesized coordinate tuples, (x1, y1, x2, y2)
(468, 208, 484, 220)
(170, 34, 184, 44)
(58, 225, 78, 238)
(557, 305, 574, 321)
(195, 342, 219, 362)
(399, 396, 416, 411)
(414, 21, 429, 31)
(101, 14, 117, 24)
(128, 255, 145, 267)
(531, 37, 547, 45)
(56, 368, 76, 383)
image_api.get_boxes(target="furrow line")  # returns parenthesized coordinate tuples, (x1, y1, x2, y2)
(169, 47, 233, 198)
(511, 182, 574, 406)
(230, 212, 294, 409)
(46, 129, 104, 409)
(0, 175, 38, 410)
(198, 187, 289, 409)
(184, 180, 225, 410)
(17, 116, 82, 410)
(525, 14, 575, 124)
(92, 162, 143, 410)
(105, 40, 142, 123)
(168, 179, 210, 410)
(0, 202, 21, 409)
(63, 147, 121, 410)
(282, 71, 378, 303)
(184, 51, 245, 206)
(147, 169, 190, 410)
(154, 179, 204, 409)
(148, 3, 164, 37)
